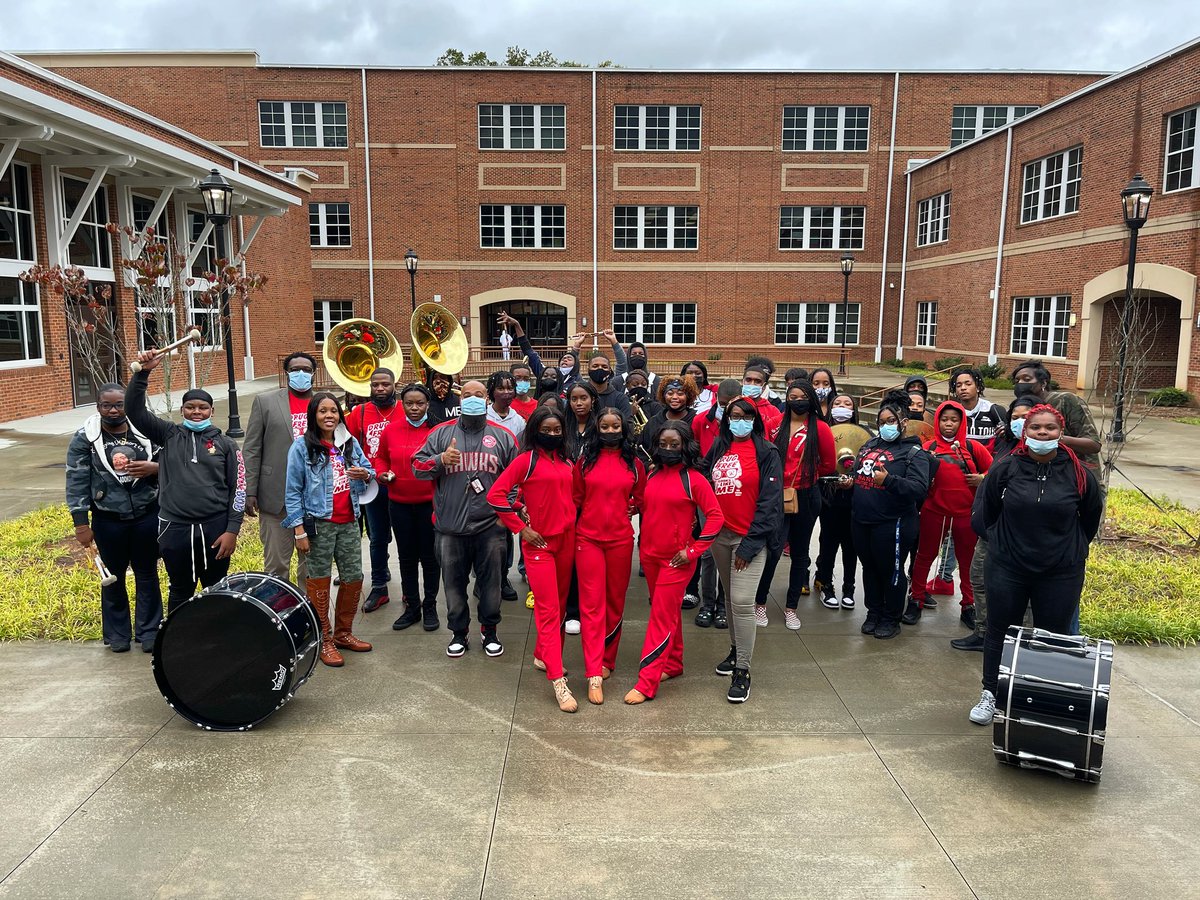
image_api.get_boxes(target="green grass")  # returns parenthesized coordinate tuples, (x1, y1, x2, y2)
(1174, 417, 1200, 426)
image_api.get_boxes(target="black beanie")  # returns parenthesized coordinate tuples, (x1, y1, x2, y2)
(182, 388, 214, 406)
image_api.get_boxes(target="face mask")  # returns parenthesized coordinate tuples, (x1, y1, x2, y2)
(1010, 418, 1025, 439)
(831, 407, 854, 423)
(371, 392, 395, 408)
(599, 431, 624, 446)
(515, 380, 531, 395)
(879, 423, 901, 442)
(534, 432, 564, 451)
(101, 414, 128, 428)
(539, 380, 559, 394)
(742, 383, 763, 399)
(559, 365, 574, 376)
(460, 396, 487, 417)
(1025, 436, 1059, 455)
(729, 419, 754, 438)
(714, 404, 725, 421)
(788, 400, 810, 416)
(407, 414, 428, 427)
(589, 368, 611, 385)
(908, 408, 924, 421)
(288, 370, 313, 392)
(628, 386, 650, 400)
(815, 387, 832, 400)
(183, 418, 211, 433)
(630, 357, 647, 370)
(1013, 382, 1039, 398)
(655, 448, 683, 467)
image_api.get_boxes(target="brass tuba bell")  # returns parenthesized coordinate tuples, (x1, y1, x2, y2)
(322, 318, 405, 396)
(410, 302, 468, 384)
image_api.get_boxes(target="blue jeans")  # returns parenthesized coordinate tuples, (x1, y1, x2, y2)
(436, 523, 507, 638)
(363, 490, 392, 588)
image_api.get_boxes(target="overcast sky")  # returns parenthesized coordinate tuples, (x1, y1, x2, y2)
(8, 0, 1195, 71)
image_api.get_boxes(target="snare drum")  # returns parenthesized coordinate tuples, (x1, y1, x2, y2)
(993, 626, 1113, 784)
(153, 572, 320, 731)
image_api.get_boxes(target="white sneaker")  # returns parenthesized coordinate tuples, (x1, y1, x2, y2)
(564, 619, 581, 635)
(784, 609, 802, 631)
(754, 605, 768, 627)
(841, 596, 856, 609)
(969, 689, 996, 725)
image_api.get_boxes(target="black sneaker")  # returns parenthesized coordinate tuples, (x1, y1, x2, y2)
(960, 606, 977, 630)
(501, 580, 518, 603)
(860, 613, 879, 635)
(422, 599, 440, 632)
(694, 607, 714, 628)
(727, 668, 751, 703)
(141, 640, 155, 654)
(714, 647, 737, 676)
(362, 585, 389, 613)
(820, 583, 839, 609)
(110, 642, 131, 653)
(682, 593, 700, 610)
(901, 600, 922, 625)
(392, 600, 422, 631)
(874, 620, 901, 640)
(446, 634, 468, 658)
(714, 607, 728, 629)
(481, 630, 504, 657)
(923, 595, 939, 609)
(950, 633, 985, 652)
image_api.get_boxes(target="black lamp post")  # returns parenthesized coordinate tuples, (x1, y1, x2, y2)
(838, 251, 855, 377)
(1111, 173, 1153, 443)
(405, 248, 418, 312)
(198, 168, 243, 438)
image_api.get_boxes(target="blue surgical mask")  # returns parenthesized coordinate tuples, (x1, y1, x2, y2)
(1010, 418, 1025, 439)
(183, 418, 211, 432)
(515, 380, 531, 395)
(559, 365, 574, 376)
(714, 404, 725, 421)
(742, 383, 763, 398)
(729, 419, 754, 438)
(407, 414, 428, 427)
(288, 370, 313, 392)
(879, 423, 900, 442)
(1025, 436, 1059, 455)
(460, 395, 487, 416)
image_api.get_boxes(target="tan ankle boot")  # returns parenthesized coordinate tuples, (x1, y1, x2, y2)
(587, 676, 604, 705)
(307, 577, 343, 667)
(552, 677, 577, 713)
(333, 580, 372, 652)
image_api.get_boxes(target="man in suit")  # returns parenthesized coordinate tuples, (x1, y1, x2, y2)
(243, 351, 316, 588)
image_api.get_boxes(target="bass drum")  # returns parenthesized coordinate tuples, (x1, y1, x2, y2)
(153, 572, 320, 731)
(993, 626, 1113, 784)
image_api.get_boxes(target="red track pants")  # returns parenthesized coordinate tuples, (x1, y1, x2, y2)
(525, 525, 576, 681)
(911, 510, 977, 608)
(575, 534, 634, 677)
(634, 552, 696, 699)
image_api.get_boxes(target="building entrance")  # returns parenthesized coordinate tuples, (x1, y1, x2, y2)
(481, 299, 567, 348)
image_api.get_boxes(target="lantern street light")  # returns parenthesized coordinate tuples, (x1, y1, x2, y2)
(198, 168, 242, 438)
(405, 248, 418, 313)
(1111, 173, 1153, 443)
(838, 251, 855, 377)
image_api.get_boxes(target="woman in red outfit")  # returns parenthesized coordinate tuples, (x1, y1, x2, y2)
(906, 399, 992, 625)
(574, 409, 647, 700)
(375, 383, 439, 632)
(625, 420, 724, 705)
(487, 405, 580, 713)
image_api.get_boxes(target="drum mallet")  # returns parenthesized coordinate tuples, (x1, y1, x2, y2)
(130, 329, 203, 373)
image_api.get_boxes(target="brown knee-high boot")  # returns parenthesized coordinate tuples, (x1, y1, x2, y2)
(334, 580, 372, 652)
(307, 577, 343, 667)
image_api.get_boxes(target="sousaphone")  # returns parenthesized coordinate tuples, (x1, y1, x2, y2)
(905, 419, 936, 444)
(322, 318, 405, 396)
(410, 301, 468, 384)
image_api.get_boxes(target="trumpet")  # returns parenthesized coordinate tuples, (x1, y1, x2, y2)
(630, 395, 649, 436)
(85, 543, 119, 586)
(130, 329, 203, 372)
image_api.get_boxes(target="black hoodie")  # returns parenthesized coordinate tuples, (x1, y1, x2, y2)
(126, 371, 246, 531)
(850, 434, 931, 524)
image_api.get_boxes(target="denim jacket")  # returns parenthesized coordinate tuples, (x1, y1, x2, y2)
(282, 425, 375, 528)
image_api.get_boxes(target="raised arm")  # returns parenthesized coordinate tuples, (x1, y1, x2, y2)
(124, 368, 173, 446)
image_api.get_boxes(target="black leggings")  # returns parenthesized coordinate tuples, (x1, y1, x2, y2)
(158, 516, 231, 614)
(852, 515, 918, 624)
(756, 484, 821, 608)
(92, 510, 163, 644)
(814, 500, 856, 595)
(389, 500, 439, 602)
(982, 556, 1084, 693)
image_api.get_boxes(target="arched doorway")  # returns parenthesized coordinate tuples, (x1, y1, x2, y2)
(1078, 263, 1196, 392)
(470, 287, 577, 350)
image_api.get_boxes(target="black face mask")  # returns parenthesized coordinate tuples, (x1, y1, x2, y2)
(788, 399, 810, 416)
(534, 432, 564, 451)
(629, 356, 647, 370)
(1013, 382, 1040, 398)
(371, 392, 396, 408)
(628, 386, 650, 401)
(101, 414, 128, 429)
(599, 430, 624, 446)
(589, 368, 612, 385)
(908, 408, 924, 420)
(655, 448, 683, 467)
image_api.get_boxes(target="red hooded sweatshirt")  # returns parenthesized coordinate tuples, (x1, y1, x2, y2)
(922, 399, 993, 517)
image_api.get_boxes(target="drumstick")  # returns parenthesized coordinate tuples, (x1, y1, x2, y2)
(85, 543, 119, 586)
(130, 329, 203, 373)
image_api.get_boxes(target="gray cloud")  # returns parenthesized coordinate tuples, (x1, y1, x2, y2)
(9, 0, 1196, 72)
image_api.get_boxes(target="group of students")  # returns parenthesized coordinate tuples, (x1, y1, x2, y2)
(68, 336, 1104, 725)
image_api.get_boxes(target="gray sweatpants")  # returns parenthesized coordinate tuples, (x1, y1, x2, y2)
(710, 527, 768, 671)
(260, 508, 307, 589)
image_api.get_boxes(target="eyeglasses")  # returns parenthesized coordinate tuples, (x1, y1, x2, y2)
(98, 402, 125, 411)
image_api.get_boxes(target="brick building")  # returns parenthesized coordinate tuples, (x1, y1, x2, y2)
(23, 49, 1108, 387)
(0, 51, 313, 418)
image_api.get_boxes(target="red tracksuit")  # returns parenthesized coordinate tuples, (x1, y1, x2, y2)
(574, 448, 647, 677)
(488, 449, 576, 680)
(634, 465, 724, 698)
(912, 400, 993, 608)
(753, 397, 783, 441)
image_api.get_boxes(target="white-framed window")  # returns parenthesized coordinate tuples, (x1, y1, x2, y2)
(612, 302, 696, 344)
(137, 303, 176, 352)
(1021, 147, 1083, 223)
(1011, 295, 1071, 357)
(950, 105, 1039, 147)
(314, 299, 354, 343)
(258, 101, 348, 148)
(480, 205, 565, 249)
(187, 290, 223, 351)
(0, 162, 35, 263)
(1165, 104, 1198, 193)
(477, 104, 565, 150)
(779, 206, 864, 250)
(613, 206, 698, 250)
(916, 301, 938, 347)
(916, 192, 951, 247)
(775, 302, 861, 345)
(613, 105, 701, 151)
(782, 105, 870, 152)
(309, 203, 351, 247)
(61, 175, 111, 269)
(0, 276, 44, 367)
(187, 211, 219, 277)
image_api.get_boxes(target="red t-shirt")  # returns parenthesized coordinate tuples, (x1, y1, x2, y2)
(511, 397, 539, 421)
(782, 419, 837, 488)
(289, 393, 309, 439)
(346, 401, 398, 470)
(323, 440, 355, 524)
(710, 439, 760, 536)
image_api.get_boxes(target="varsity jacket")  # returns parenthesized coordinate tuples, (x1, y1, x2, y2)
(411, 418, 518, 535)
